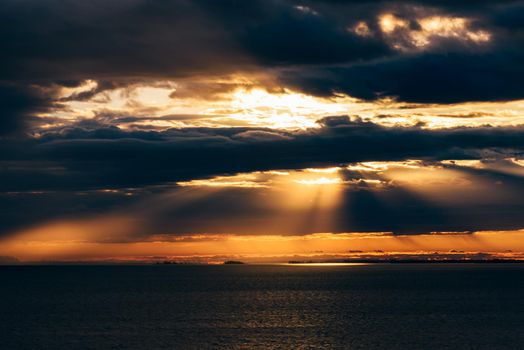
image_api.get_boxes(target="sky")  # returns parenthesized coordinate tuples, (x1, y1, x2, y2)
(2, 0, 524, 263)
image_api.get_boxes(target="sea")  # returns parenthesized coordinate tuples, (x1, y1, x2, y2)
(1, 264, 524, 349)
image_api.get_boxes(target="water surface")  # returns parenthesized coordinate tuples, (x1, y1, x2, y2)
(1, 264, 523, 349)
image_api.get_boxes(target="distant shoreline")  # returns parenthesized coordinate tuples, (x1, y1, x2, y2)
(287, 259, 524, 264)
(2, 259, 524, 266)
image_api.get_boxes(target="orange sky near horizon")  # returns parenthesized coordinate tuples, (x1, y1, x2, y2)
(2, 230, 524, 263)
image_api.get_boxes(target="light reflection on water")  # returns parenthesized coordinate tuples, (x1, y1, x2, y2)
(278, 262, 370, 266)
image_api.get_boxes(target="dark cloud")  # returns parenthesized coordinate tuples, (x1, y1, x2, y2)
(280, 51, 524, 103)
(229, 1, 392, 65)
(0, 83, 59, 135)
(58, 81, 123, 102)
(275, 1, 524, 103)
(0, 0, 245, 81)
(0, 0, 390, 81)
(2, 116, 524, 193)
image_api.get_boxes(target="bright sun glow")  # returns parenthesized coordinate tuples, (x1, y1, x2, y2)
(294, 177, 342, 185)
(228, 88, 349, 128)
(378, 13, 491, 50)
(43, 78, 524, 133)
(379, 13, 409, 33)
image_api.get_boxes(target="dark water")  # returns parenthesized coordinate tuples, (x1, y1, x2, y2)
(1, 264, 524, 349)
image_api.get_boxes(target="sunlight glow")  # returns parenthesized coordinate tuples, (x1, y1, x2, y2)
(3, 230, 524, 263)
(228, 88, 348, 128)
(294, 177, 342, 185)
(39, 77, 524, 132)
(305, 167, 341, 174)
(378, 13, 491, 50)
(352, 21, 372, 37)
(379, 14, 409, 33)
